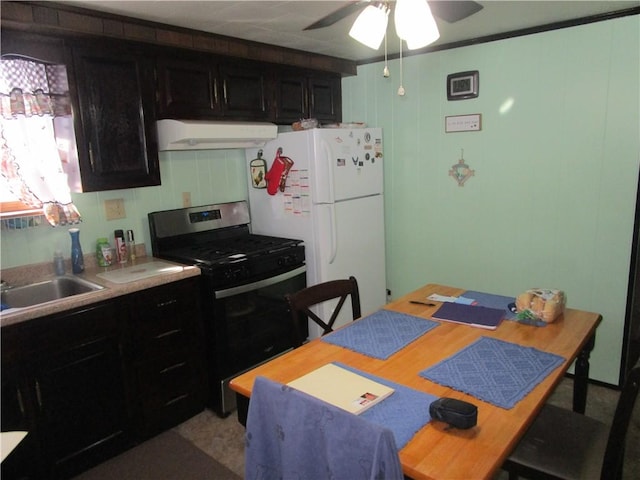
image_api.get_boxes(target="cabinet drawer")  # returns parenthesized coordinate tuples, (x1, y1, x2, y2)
(130, 312, 193, 357)
(135, 350, 203, 395)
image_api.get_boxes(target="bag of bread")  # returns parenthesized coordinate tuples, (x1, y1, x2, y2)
(515, 289, 566, 323)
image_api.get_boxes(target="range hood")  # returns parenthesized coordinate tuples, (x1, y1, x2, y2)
(156, 119, 278, 151)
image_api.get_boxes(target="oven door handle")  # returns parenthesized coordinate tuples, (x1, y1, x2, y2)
(214, 265, 307, 299)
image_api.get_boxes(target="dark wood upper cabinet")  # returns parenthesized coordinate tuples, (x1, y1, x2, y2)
(309, 76, 342, 122)
(157, 57, 220, 118)
(219, 63, 269, 120)
(72, 45, 160, 192)
(274, 71, 342, 124)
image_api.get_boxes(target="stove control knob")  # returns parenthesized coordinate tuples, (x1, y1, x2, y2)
(278, 255, 294, 266)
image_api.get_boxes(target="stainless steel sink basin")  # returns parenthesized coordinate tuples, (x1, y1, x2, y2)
(1, 276, 104, 309)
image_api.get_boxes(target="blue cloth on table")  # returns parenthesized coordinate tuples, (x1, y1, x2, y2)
(336, 362, 437, 449)
(245, 376, 404, 480)
(419, 337, 565, 409)
(322, 309, 439, 360)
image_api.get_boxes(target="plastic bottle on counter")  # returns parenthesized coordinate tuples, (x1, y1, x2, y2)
(69, 228, 85, 274)
(96, 237, 113, 267)
(53, 250, 65, 276)
(114, 229, 127, 264)
(126, 230, 136, 262)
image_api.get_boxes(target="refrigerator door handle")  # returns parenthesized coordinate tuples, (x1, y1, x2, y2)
(315, 140, 334, 204)
(328, 204, 338, 264)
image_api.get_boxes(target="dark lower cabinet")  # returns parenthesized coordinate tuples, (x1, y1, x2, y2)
(126, 277, 207, 437)
(0, 277, 206, 479)
(1, 303, 129, 480)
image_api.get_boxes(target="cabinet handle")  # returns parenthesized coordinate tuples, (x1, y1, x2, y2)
(160, 361, 187, 374)
(156, 299, 177, 309)
(164, 393, 189, 407)
(155, 328, 181, 339)
(223, 80, 228, 104)
(88, 141, 95, 172)
(16, 387, 25, 416)
(213, 78, 218, 108)
(35, 380, 43, 410)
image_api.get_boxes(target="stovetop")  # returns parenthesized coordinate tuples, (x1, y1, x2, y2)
(161, 232, 302, 267)
(148, 201, 305, 288)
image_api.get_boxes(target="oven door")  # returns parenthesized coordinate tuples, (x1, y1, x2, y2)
(208, 265, 307, 415)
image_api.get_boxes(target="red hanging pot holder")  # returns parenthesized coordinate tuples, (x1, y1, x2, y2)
(265, 148, 294, 195)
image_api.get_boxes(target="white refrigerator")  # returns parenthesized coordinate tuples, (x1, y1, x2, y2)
(246, 127, 386, 339)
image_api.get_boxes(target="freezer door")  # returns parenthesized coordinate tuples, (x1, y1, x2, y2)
(310, 194, 386, 338)
(313, 128, 383, 203)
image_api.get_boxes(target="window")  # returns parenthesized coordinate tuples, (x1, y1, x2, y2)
(0, 56, 82, 226)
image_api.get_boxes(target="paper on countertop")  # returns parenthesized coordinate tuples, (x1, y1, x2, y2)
(1, 431, 28, 462)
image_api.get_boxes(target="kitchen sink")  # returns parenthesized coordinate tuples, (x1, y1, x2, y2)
(1, 276, 104, 309)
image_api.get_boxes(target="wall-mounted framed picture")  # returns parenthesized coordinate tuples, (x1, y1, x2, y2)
(447, 71, 479, 101)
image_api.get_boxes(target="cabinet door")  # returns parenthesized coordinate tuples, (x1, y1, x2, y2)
(274, 73, 308, 123)
(33, 303, 129, 478)
(73, 47, 160, 191)
(220, 64, 269, 119)
(157, 58, 220, 118)
(309, 76, 342, 122)
(1, 366, 41, 480)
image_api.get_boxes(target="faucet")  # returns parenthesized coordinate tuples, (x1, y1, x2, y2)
(1, 280, 13, 292)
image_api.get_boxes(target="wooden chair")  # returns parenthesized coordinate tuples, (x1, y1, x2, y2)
(286, 276, 361, 347)
(502, 358, 640, 480)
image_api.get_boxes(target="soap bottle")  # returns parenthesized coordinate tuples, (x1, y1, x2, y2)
(53, 250, 65, 276)
(68, 228, 85, 274)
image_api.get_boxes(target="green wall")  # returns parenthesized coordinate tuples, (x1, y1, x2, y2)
(342, 16, 639, 385)
(0, 149, 248, 268)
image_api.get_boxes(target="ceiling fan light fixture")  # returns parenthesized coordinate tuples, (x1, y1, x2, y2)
(349, 3, 390, 50)
(395, 0, 440, 50)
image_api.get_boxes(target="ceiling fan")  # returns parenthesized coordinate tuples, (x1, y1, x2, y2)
(303, 0, 484, 31)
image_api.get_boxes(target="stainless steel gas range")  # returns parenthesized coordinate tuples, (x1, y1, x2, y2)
(148, 201, 307, 417)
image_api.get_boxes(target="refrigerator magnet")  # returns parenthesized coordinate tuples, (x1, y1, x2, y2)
(250, 151, 267, 188)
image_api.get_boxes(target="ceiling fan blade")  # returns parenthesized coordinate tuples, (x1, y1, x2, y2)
(429, 0, 483, 23)
(303, 1, 370, 30)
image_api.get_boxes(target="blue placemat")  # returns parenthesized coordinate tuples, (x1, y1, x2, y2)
(322, 310, 439, 360)
(336, 362, 437, 449)
(419, 337, 565, 409)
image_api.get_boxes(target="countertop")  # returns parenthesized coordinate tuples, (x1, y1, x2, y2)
(1, 256, 200, 327)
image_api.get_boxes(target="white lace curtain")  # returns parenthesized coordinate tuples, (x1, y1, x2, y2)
(0, 57, 81, 226)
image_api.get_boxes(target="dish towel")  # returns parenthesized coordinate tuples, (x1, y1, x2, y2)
(419, 337, 565, 409)
(322, 309, 439, 359)
(245, 376, 404, 480)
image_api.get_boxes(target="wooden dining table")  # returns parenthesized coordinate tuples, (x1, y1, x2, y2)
(229, 283, 602, 480)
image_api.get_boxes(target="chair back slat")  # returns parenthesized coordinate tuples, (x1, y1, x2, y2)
(286, 276, 361, 347)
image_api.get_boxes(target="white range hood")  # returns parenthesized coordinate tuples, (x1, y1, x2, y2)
(156, 119, 278, 151)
